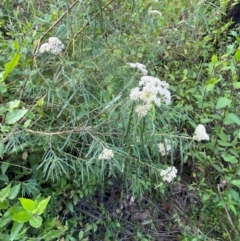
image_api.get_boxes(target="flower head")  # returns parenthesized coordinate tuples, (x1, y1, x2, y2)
(98, 148, 114, 160)
(130, 75, 171, 117)
(160, 166, 178, 183)
(38, 37, 64, 55)
(158, 139, 171, 156)
(48, 37, 65, 55)
(39, 43, 50, 54)
(127, 63, 148, 76)
(193, 124, 210, 141)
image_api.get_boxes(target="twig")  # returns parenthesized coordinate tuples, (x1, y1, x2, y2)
(26, 126, 91, 136)
(217, 184, 239, 235)
(0, 161, 32, 171)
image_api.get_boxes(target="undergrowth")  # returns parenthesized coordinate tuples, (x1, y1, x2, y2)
(0, 0, 240, 240)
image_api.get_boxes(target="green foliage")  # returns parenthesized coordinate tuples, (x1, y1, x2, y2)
(0, 184, 65, 240)
(1, 0, 240, 240)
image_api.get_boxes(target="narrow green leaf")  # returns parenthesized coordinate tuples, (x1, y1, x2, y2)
(1, 53, 21, 82)
(9, 184, 21, 200)
(12, 211, 32, 223)
(216, 97, 232, 109)
(5, 109, 28, 124)
(222, 154, 238, 163)
(10, 222, 24, 241)
(0, 184, 11, 202)
(19, 198, 37, 212)
(0, 142, 4, 158)
(36, 196, 51, 215)
(29, 215, 42, 228)
(224, 113, 240, 125)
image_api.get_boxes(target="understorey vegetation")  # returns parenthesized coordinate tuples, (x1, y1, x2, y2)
(0, 0, 240, 240)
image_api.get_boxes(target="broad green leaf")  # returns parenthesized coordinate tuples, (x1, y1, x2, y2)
(233, 82, 240, 89)
(1, 53, 21, 83)
(0, 174, 9, 183)
(0, 142, 4, 158)
(82, 61, 96, 69)
(12, 211, 32, 223)
(19, 198, 37, 212)
(10, 222, 24, 241)
(229, 205, 237, 215)
(36, 96, 45, 107)
(79, 231, 84, 239)
(235, 49, 240, 61)
(0, 184, 11, 202)
(36, 196, 51, 215)
(216, 97, 232, 109)
(0, 200, 8, 209)
(0, 82, 7, 94)
(1, 161, 9, 174)
(205, 77, 220, 85)
(222, 154, 238, 164)
(231, 180, 240, 188)
(6, 100, 22, 110)
(205, 83, 215, 92)
(224, 113, 240, 125)
(5, 109, 28, 124)
(211, 54, 218, 64)
(67, 201, 74, 213)
(29, 215, 42, 228)
(9, 184, 21, 200)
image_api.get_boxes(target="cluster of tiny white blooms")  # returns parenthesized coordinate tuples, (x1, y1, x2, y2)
(160, 166, 178, 183)
(98, 148, 114, 160)
(193, 124, 210, 141)
(39, 43, 50, 54)
(127, 63, 148, 76)
(129, 76, 171, 117)
(149, 10, 162, 16)
(38, 37, 64, 55)
(158, 140, 171, 156)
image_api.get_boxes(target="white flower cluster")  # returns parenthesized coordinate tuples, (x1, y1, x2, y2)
(127, 63, 148, 76)
(98, 148, 114, 160)
(39, 37, 65, 55)
(129, 76, 171, 117)
(193, 124, 210, 141)
(158, 139, 171, 156)
(160, 166, 178, 183)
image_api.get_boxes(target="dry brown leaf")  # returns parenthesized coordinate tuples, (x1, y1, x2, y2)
(132, 210, 150, 222)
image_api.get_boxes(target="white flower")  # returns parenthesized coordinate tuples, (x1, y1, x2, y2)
(135, 104, 152, 118)
(38, 37, 64, 55)
(39, 43, 50, 54)
(160, 166, 178, 183)
(127, 63, 148, 76)
(193, 124, 210, 141)
(149, 10, 162, 16)
(158, 140, 171, 156)
(129, 87, 141, 101)
(48, 37, 65, 55)
(98, 148, 114, 160)
(129, 75, 171, 117)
